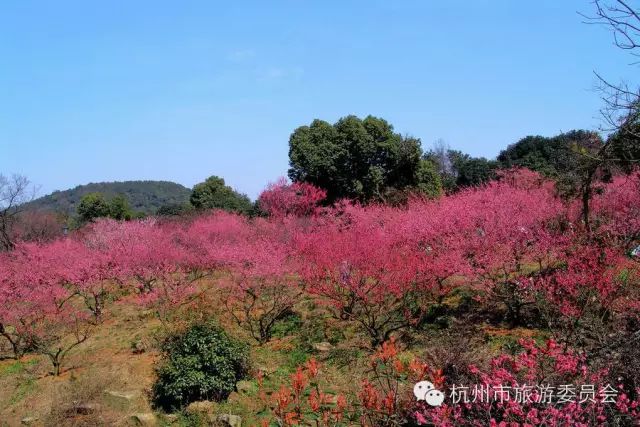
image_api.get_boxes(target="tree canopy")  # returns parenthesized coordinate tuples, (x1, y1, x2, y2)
(497, 130, 604, 196)
(108, 195, 134, 221)
(426, 144, 497, 192)
(288, 115, 441, 202)
(76, 193, 111, 223)
(76, 192, 136, 223)
(497, 130, 602, 177)
(451, 153, 497, 189)
(605, 102, 640, 173)
(190, 176, 253, 214)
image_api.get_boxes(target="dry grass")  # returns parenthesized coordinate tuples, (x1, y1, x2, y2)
(0, 300, 160, 426)
(43, 369, 118, 426)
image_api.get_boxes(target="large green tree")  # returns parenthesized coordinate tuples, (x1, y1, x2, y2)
(108, 194, 133, 220)
(77, 192, 136, 223)
(497, 130, 602, 177)
(190, 176, 253, 214)
(77, 193, 111, 223)
(451, 153, 497, 189)
(288, 115, 441, 202)
(497, 130, 603, 195)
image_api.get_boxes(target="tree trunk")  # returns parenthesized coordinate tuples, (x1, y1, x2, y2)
(581, 169, 596, 233)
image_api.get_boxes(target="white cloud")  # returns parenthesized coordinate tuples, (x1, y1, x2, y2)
(259, 66, 304, 81)
(227, 49, 256, 62)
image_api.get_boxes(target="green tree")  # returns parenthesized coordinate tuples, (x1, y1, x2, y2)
(190, 176, 253, 214)
(108, 194, 133, 220)
(450, 151, 497, 189)
(497, 131, 602, 177)
(414, 159, 442, 198)
(288, 115, 439, 202)
(425, 144, 497, 192)
(76, 193, 111, 223)
(77, 192, 140, 223)
(156, 203, 193, 217)
(497, 130, 603, 197)
(605, 103, 640, 173)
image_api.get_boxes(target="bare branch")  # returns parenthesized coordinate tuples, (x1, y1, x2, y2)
(0, 174, 38, 251)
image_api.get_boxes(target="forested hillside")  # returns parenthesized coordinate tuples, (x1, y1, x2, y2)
(24, 181, 191, 215)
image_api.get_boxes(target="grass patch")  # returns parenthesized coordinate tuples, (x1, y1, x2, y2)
(0, 358, 38, 377)
(271, 312, 303, 339)
(326, 347, 363, 368)
(484, 327, 549, 354)
(9, 377, 36, 405)
(286, 347, 309, 369)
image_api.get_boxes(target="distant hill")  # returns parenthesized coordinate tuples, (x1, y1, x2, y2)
(24, 181, 191, 215)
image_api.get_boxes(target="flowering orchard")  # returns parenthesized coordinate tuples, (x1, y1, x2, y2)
(1, 169, 639, 424)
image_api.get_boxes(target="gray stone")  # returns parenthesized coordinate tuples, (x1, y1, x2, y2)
(216, 414, 242, 427)
(21, 417, 39, 426)
(312, 341, 333, 352)
(185, 400, 215, 415)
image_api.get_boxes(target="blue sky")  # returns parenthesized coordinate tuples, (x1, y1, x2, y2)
(0, 1, 636, 200)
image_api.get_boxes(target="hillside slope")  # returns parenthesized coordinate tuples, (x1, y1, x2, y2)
(24, 181, 191, 215)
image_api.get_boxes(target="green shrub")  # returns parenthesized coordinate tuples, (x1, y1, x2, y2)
(152, 322, 249, 411)
(270, 311, 303, 339)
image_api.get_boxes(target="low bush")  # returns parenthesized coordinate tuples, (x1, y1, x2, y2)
(152, 322, 249, 411)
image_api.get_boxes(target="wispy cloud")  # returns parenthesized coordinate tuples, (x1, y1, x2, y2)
(227, 49, 256, 62)
(259, 66, 304, 81)
(226, 49, 303, 83)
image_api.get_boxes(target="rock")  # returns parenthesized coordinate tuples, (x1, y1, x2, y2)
(163, 414, 179, 424)
(254, 363, 276, 375)
(235, 380, 256, 395)
(129, 413, 157, 426)
(104, 390, 140, 410)
(138, 309, 155, 320)
(312, 341, 333, 352)
(21, 417, 39, 425)
(216, 414, 242, 427)
(225, 391, 242, 404)
(185, 400, 215, 416)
